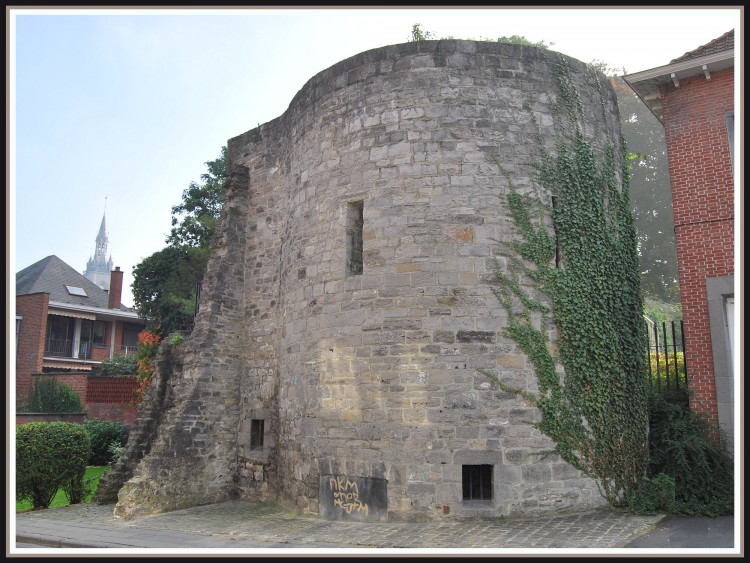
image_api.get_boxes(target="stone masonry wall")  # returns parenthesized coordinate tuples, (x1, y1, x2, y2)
(117, 40, 625, 521)
(113, 165, 250, 517)
(229, 40, 621, 521)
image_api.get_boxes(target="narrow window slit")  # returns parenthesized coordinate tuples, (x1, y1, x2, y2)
(250, 419, 265, 449)
(346, 201, 364, 276)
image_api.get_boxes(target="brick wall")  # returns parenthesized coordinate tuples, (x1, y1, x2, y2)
(15, 293, 49, 405)
(661, 68, 734, 427)
(20, 373, 138, 428)
(41, 373, 89, 399)
(16, 413, 87, 426)
(86, 376, 138, 427)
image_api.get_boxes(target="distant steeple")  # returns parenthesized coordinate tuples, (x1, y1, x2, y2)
(84, 198, 114, 291)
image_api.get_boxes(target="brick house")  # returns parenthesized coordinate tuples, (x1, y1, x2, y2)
(15, 255, 146, 424)
(624, 30, 736, 449)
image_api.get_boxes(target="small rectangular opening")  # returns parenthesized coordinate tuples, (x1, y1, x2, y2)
(346, 201, 364, 276)
(551, 195, 561, 269)
(462, 464, 493, 501)
(250, 419, 265, 449)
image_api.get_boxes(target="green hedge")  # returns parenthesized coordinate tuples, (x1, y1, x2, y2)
(16, 422, 91, 509)
(98, 354, 138, 376)
(645, 392, 734, 516)
(26, 377, 82, 413)
(84, 419, 128, 466)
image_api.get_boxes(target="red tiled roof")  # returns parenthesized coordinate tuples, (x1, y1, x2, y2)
(670, 30, 734, 63)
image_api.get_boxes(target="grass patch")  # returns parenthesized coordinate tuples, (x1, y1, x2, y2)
(16, 466, 111, 512)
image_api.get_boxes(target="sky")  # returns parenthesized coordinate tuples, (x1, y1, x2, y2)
(9, 6, 741, 308)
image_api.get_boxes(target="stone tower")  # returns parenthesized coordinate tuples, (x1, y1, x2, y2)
(114, 40, 628, 522)
(84, 206, 114, 291)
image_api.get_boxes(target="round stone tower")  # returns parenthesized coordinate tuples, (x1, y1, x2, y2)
(115, 39, 626, 522)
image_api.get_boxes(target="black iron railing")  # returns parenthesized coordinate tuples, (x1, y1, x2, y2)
(645, 319, 688, 402)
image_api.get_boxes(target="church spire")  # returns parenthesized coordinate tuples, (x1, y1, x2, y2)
(84, 198, 114, 291)
(94, 204, 108, 263)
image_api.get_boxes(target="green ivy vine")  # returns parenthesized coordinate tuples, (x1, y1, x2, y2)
(482, 53, 650, 507)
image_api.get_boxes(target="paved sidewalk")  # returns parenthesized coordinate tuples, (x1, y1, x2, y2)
(624, 515, 735, 549)
(11, 500, 671, 552)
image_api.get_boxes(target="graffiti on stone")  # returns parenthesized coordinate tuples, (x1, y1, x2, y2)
(320, 474, 388, 521)
(329, 476, 369, 517)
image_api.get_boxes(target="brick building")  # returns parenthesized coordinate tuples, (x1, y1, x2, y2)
(624, 30, 736, 449)
(15, 254, 146, 424)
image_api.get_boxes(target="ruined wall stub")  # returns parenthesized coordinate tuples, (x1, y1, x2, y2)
(116, 40, 624, 521)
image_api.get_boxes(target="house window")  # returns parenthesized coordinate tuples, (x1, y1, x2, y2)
(65, 285, 88, 297)
(122, 323, 141, 354)
(93, 320, 107, 347)
(45, 315, 75, 356)
(346, 201, 364, 276)
(462, 465, 493, 501)
(250, 419, 265, 449)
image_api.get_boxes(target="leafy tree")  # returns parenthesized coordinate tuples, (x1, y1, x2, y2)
(132, 147, 226, 335)
(132, 245, 209, 335)
(588, 60, 679, 303)
(167, 146, 226, 248)
(496, 34, 553, 49)
(409, 23, 434, 42)
(409, 24, 552, 49)
(611, 77, 680, 303)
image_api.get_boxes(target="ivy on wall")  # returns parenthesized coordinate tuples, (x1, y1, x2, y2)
(482, 53, 650, 507)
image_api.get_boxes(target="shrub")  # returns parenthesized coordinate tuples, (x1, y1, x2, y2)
(647, 351, 687, 395)
(84, 419, 128, 466)
(107, 440, 125, 465)
(26, 376, 83, 413)
(62, 464, 91, 505)
(627, 473, 676, 515)
(646, 391, 734, 516)
(16, 422, 91, 510)
(99, 354, 138, 376)
(134, 329, 161, 403)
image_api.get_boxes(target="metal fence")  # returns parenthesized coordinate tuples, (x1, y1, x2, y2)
(645, 319, 688, 400)
(44, 338, 92, 359)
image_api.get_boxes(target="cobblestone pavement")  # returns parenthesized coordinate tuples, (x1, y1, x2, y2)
(11, 500, 669, 552)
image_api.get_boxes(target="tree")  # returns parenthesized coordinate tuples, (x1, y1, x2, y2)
(586, 61, 680, 303)
(409, 24, 552, 49)
(132, 245, 210, 335)
(409, 23, 434, 42)
(496, 34, 553, 49)
(611, 77, 680, 303)
(132, 146, 226, 335)
(167, 146, 226, 248)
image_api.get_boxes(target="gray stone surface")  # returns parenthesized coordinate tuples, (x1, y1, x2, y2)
(13, 500, 675, 551)
(114, 39, 627, 522)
